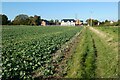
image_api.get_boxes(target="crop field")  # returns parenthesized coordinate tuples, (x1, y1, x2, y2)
(2, 26, 82, 79)
(2, 25, 119, 79)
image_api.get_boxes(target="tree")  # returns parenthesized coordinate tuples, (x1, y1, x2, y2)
(86, 19, 99, 26)
(12, 14, 29, 25)
(0, 14, 9, 25)
(99, 20, 119, 26)
(7, 20, 12, 25)
(55, 19, 59, 25)
(28, 16, 34, 25)
(118, 20, 120, 26)
(86, 18, 92, 26)
(104, 20, 112, 26)
(49, 19, 55, 25)
(12, 14, 41, 25)
(105, 20, 109, 23)
(32, 15, 41, 25)
(93, 20, 99, 26)
(99, 21, 104, 26)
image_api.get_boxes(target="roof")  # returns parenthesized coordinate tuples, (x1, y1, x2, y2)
(61, 19, 76, 22)
(42, 20, 49, 23)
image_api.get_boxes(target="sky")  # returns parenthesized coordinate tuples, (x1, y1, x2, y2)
(2, 2, 118, 22)
(1, 0, 119, 2)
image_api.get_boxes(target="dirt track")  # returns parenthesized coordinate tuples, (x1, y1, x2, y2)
(89, 27, 118, 52)
(65, 27, 118, 78)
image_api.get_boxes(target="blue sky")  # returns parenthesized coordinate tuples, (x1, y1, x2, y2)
(2, 2, 118, 22)
(1, 0, 119, 2)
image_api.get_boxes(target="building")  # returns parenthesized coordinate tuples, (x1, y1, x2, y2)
(41, 20, 49, 26)
(110, 21, 114, 24)
(61, 19, 76, 26)
(97, 22, 100, 26)
(61, 19, 83, 26)
(75, 19, 83, 26)
(41, 21, 46, 26)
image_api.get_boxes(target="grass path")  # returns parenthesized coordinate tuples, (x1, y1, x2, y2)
(89, 27, 118, 52)
(65, 27, 97, 78)
(65, 28, 86, 78)
(65, 26, 118, 78)
(89, 27, 118, 78)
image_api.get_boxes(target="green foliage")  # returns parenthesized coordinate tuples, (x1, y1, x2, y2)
(31, 15, 41, 25)
(2, 26, 82, 79)
(49, 19, 55, 25)
(55, 19, 59, 25)
(118, 20, 120, 26)
(86, 19, 99, 26)
(0, 14, 9, 25)
(99, 20, 119, 26)
(12, 14, 41, 25)
(12, 14, 29, 25)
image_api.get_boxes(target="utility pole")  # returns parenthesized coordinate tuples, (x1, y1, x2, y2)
(75, 13, 77, 20)
(90, 11, 93, 26)
(91, 18, 92, 26)
(75, 13, 78, 26)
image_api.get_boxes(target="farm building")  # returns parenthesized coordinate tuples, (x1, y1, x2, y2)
(41, 20, 49, 26)
(110, 21, 114, 24)
(61, 19, 83, 26)
(75, 19, 83, 26)
(41, 21, 46, 26)
(61, 19, 76, 26)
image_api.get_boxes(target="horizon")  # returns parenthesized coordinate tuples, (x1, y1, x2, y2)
(2, 2, 118, 22)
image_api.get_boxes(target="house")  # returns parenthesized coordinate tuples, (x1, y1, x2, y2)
(41, 21, 46, 26)
(61, 19, 76, 26)
(110, 21, 114, 24)
(75, 19, 83, 26)
(97, 22, 100, 26)
(61, 19, 83, 26)
(41, 20, 49, 26)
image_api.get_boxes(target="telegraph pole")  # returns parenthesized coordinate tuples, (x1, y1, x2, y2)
(90, 11, 93, 26)
(91, 18, 92, 26)
(75, 13, 77, 20)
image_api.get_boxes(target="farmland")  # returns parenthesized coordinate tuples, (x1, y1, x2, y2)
(2, 26, 83, 79)
(2, 25, 119, 79)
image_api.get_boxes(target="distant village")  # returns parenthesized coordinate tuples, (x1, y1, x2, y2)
(41, 19, 84, 26)
(1, 14, 119, 26)
(41, 18, 117, 26)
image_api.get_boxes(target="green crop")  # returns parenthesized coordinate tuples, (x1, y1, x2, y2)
(2, 26, 83, 79)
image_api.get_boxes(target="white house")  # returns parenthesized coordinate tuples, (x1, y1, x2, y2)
(61, 19, 76, 26)
(110, 21, 114, 24)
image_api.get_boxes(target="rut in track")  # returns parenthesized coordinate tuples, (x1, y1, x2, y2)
(89, 27, 118, 52)
(54, 26, 118, 78)
(65, 27, 98, 78)
(80, 28, 98, 78)
(88, 27, 118, 78)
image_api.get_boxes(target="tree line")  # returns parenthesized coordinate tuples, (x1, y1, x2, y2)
(0, 14, 60, 25)
(86, 19, 120, 26)
(0, 14, 120, 26)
